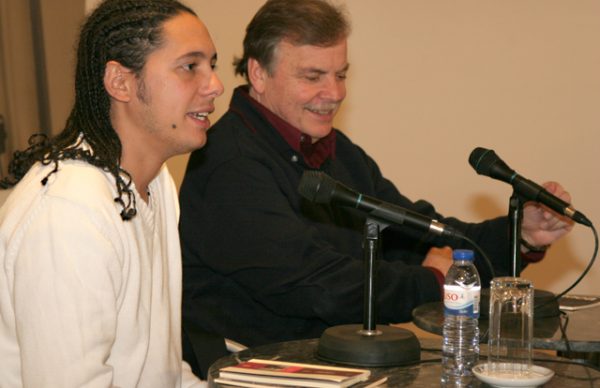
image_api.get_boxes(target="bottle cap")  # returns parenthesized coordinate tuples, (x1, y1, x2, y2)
(453, 249, 474, 261)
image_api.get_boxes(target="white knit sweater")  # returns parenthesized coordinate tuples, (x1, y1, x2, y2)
(0, 160, 205, 388)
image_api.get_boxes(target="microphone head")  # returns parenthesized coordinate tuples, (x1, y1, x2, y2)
(468, 147, 496, 175)
(298, 171, 337, 204)
(469, 147, 515, 183)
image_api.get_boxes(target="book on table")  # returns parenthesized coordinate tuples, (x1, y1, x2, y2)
(217, 358, 371, 387)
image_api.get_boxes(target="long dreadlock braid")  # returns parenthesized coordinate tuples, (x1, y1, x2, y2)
(1, 0, 196, 220)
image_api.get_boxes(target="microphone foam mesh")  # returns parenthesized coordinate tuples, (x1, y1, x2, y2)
(468, 147, 497, 176)
(298, 171, 335, 204)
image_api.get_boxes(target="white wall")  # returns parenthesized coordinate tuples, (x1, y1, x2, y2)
(179, 0, 600, 296)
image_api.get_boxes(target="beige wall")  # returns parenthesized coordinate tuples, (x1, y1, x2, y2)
(79, 1, 600, 296)
(41, 0, 84, 134)
(182, 0, 600, 296)
(0, 0, 41, 170)
(0, 0, 84, 170)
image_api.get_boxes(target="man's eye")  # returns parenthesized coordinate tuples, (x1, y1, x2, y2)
(337, 73, 347, 80)
(182, 63, 197, 71)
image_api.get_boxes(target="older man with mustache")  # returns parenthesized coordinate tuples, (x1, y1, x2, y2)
(178, 0, 573, 371)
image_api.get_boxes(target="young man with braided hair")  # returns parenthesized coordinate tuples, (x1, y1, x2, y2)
(0, 0, 223, 386)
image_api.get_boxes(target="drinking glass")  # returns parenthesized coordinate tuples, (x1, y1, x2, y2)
(487, 277, 534, 377)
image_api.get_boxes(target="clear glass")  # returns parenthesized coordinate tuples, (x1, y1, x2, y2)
(487, 277, 534, 378)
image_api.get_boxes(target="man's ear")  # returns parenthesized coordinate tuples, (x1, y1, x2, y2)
(104, 60, 133, 102)
(247, 58, 268, 94)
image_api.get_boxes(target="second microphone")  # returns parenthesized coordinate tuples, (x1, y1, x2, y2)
(298, 170, 463, 239)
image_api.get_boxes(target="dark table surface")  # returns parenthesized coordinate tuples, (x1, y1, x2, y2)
(412, 301, 600, 353)
(208, 337, 600, 387)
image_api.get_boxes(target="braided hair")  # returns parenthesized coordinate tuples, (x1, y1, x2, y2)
(2, 0, 196, 220)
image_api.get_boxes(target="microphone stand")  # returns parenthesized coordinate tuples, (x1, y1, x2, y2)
(317, 218, 421, 366)
(505, 191, 559, 317)
(362, 221, 380, 334)
(509, 193, 524, 277)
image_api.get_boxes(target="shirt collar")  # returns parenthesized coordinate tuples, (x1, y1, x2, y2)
(238, 86, 336, 168)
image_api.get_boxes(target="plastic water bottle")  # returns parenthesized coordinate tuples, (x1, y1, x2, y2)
(441, 249, 481, 387)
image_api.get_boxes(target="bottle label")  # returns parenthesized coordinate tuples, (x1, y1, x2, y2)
(444, 284, 481, 318)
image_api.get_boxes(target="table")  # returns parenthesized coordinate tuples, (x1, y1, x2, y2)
(412, 302, 600, 354)
(208, 337, 600, 387)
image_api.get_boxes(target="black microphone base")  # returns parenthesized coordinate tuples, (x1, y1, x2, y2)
(316, 324, 421, 367)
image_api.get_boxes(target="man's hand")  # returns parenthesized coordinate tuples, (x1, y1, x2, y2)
(521, 181, 574, 250)
(422, 246, 453, 277)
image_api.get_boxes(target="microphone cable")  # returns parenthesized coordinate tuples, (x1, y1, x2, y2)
(535, 222, 598, 311)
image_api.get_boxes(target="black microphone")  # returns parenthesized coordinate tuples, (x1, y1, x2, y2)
(469, 147, 591, 227)
(298, 170, 462, 238)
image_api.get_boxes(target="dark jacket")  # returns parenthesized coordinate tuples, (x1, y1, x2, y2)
(179, 86, 512, 349)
